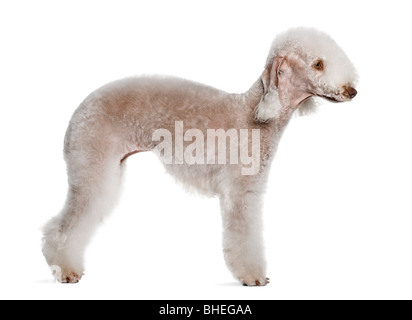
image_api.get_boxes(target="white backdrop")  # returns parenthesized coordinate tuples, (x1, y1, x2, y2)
(1, 0, 411, 300)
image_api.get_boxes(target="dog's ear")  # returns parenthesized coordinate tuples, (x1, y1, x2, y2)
(255, 56, 284, 122)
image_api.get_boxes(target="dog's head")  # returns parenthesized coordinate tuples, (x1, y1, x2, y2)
(255, 27, 358, 122)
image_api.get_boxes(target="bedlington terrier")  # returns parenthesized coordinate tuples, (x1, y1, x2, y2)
(42, 27, 358, 285)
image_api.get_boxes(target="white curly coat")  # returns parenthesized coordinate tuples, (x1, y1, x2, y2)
(42, 27, 358, 285)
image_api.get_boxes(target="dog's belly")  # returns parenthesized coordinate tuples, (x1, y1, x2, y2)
(162, 163, 224, 196)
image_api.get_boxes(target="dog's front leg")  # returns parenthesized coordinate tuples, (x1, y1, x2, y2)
(219, 190, 268, 286)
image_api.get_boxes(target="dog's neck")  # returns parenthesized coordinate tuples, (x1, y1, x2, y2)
(243, 78, 265, 112)
(242, 78, 297, 131)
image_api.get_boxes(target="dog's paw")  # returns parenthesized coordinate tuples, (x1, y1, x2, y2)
(59, 270, 82, 283)
(50, 265, 83, 283)
(241, 276, 270, 287)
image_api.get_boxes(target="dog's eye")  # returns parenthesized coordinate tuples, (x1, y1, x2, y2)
(313, 60, 324, 71)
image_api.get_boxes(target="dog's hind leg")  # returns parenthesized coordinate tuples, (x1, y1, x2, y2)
(42, 132, 124, 283)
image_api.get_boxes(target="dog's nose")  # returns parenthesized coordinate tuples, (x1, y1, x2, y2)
(346, 86, 357, 99)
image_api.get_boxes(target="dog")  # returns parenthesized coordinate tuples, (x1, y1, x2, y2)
(42, 27, 358, 285)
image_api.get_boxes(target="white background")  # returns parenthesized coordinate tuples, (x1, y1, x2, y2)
(1, 0, 411, 300)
